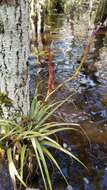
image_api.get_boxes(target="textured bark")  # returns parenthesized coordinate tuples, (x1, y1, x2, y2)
(30, 0, 45, 48)
(0, 0, 30, 115)
(95, 0, 107, 24)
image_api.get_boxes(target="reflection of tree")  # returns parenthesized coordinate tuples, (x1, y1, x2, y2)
(94, 0, 107, 24)
(0, 0, 30, 116)
(82, 26, 107, 86)
(93, 29, 106, 65)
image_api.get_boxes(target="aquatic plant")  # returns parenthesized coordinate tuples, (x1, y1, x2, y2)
(47, 48, 55, 95)
(0, 90, 86, 190)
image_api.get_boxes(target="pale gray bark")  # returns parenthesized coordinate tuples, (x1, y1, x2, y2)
(94, 0, 107, 24)
(30, 0, 45, 49)
(0, 0, 30, 116)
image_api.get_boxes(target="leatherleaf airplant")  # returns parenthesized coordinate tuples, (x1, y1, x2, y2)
(0, 91, 86, 190)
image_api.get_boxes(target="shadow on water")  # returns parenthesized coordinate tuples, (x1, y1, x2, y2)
(0, 160, 13, 190)
(27, 2, 107, 190)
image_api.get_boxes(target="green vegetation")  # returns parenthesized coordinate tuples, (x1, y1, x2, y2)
(0, 90, 85, 190)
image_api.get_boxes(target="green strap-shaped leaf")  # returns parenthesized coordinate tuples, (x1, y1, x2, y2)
(7, 148, 27, 190)
(40, 122, 79, 132)
(20, 145, 26, 179)
(31, 138, 48, 190)
(42, 137, 87, 169)
(36, 139, 53, 190)
(43, 146, 69, 186)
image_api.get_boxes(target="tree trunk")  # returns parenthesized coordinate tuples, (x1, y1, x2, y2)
(94, 0, 107, 24)
(0, 0, 30, 116)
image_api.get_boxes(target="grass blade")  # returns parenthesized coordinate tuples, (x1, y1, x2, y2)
(20, 145, 26, 179)
(7, 148, 27, 189)
(36, 139, 53, 190)
(43, 147, 69, 186)
(40, 122, 79, 132)
(42, 137, 87, 169)
(31, 138, 48, 190)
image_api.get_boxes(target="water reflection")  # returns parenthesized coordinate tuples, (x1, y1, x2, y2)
(0, 160, 13, 190)
(29, 1, 107, 189)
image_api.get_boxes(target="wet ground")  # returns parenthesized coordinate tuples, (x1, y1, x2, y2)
(28, 2, 107, 190)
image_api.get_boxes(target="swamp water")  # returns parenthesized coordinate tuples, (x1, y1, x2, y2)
(29, 2, 107, 190)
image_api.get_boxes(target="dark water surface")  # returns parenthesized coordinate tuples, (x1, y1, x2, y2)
(28, 2, 107, 189)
